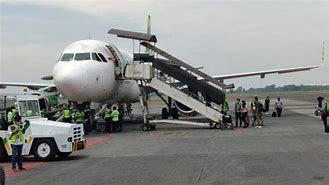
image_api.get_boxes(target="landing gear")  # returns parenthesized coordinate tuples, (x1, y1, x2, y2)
(214, 123, 221, 129)
(142, 123, 156, 131)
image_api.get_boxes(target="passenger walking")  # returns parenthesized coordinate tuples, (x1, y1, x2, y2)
(62, 104, 72, 123)
(275, 97, 284, 117)
(111, 106, 120, 132)
(316, 96, 329, 134)
(241, 100, 249, 128)
(234, 98, 242, 127)
(8, 115, 26, 172)
(252, 96, 262, 128)
(265, 96, 270, 115)
(104, 105, 112, 133)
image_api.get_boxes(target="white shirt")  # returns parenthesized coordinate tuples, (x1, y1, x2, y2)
(275, 101, 283, 109)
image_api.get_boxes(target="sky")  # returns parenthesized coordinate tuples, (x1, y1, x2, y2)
(0, 0, 328, 94)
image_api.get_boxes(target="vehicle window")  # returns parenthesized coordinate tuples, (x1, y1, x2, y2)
(74, 53, 91, 61)
(92, 52, 102, 62)
(97, 53, 107, 63)
(19, 100, 40, 117)
(60, 53, 74, 61)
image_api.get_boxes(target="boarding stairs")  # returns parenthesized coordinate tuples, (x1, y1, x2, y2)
(108, 28, 234, 130)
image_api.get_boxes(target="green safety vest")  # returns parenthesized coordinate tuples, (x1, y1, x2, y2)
(111, 110, 120, 122)
(235, 102, 241, 111)
(7, 111, 13, 122)
(75, 111, 85, 123)
(9, 125, 24, 143)
(63, 109, 71, 118)
(26, 109, 33, 117)
(223, 99, 229, 113)
(104, 108, 111, 118)
(325, 103, 329, 113)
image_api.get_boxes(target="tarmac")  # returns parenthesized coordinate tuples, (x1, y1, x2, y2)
(3, 96, 329, 185)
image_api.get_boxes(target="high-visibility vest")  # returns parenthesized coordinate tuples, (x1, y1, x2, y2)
(26, 109, 33, 116)
(325, 103, 329, 113)
(235, 102, 241, 111)
(223, 99, 229, 113)
(75, 111, 85, 123)
(7, 111, 13, 122)
(63, 109, 71, 118)
(111, 110, 120, 122)
(104, 108, 111, 119)
(9, 124, 24, 143)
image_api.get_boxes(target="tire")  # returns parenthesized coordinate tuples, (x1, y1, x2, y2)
(142, 125, 149, 131)
(32, 139, 56, 161)
(214, 123, 221, 129)
(57, 152, 72, 158)
(0, 142, 8, 163)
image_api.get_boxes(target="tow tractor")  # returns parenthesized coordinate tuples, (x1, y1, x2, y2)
(0, 94, 86, 162)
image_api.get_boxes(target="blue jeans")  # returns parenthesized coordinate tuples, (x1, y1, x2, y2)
(11, 144, 23, 168)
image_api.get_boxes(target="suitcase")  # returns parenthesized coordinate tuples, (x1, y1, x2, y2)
(271, 111, 277, 117)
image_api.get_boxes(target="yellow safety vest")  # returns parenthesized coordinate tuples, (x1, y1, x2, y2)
(111, 110, 120, 122)
(63, 109, 71, 118)
(7, 111, 13, 122)
(26, 109, 33, 116)
(75, 111, 85, 123)
(104, 108, 111, 119)
(9, 125, 24, 143)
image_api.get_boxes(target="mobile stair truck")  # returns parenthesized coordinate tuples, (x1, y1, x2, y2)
(0, 95, 86, 162)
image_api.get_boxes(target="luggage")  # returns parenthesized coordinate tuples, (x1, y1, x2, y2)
(271, 111, 277, 117)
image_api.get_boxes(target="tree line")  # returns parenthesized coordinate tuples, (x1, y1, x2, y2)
(229, 84, 329, 93)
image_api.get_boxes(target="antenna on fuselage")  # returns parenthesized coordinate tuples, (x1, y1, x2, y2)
(88, 34, 91, 40)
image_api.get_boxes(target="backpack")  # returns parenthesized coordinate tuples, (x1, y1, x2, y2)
(272, 111, 277, 117)
(258, 103, 264, 112)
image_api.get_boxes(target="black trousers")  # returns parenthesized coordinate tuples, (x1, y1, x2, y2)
(235, 112, 242, 127)
(276, 108, 282, 117)
(241, 112, 249, 127)
(11, 144, 23, 168)
(105, 118, 112, 132)
(322, 116, 328, 133)
(63, 117, 72, 123)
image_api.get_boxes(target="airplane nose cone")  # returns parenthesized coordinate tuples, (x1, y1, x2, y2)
(53, 63, 88, 101)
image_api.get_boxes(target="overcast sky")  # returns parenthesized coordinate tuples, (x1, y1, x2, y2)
(0, 0, 328, 94)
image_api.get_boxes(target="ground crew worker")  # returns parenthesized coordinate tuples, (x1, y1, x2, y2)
(74, 107, 85, 124)
(252, 96, 262, 128)
(7, 108, 14, 126)
(222, 97, 229, 115)
(234, 98, 242, 127)
(8, 115, 26, 172)
(316, 96, 329, 135)
(241, 100, 249, 128)
(111, 106, 120, 132)
(104, 105, 112, 133)
(62, 104, 72, 123)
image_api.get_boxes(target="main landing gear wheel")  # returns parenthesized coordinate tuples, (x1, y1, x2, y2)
(214, 123, 221, 129)
(142, 124, 149, 131)
(142, 124, 156, 131)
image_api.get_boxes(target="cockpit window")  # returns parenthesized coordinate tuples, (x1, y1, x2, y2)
(97, 53, 107, 63)
(74, 53, 91, 61)
(92, 52, 102, 62)
(60, 53, 74, 61)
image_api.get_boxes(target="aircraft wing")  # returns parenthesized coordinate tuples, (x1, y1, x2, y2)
(211, 64, 323, 80)
(0, 82, 55, 91)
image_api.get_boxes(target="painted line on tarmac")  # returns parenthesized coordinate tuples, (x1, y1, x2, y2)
(3, 134, 112, 177)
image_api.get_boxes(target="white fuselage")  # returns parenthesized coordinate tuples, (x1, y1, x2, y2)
(53, 40, 139, 103)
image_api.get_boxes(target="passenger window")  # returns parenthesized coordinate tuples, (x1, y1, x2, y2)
(97, 53, 107, 63)
(92, 53, 102, 62)
(74, 53, 91, 61)
(60, 53, 74, 61)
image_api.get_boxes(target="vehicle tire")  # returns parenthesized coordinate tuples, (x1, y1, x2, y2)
(0, 143, 8, 163)
(142, 125, 149, 131)
(57, 152, 72, 158)
(32, 139, 56, 161)
(214, 123, 221, 129)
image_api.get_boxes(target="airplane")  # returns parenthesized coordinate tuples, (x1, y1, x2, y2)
(0, 16, 326, 117)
